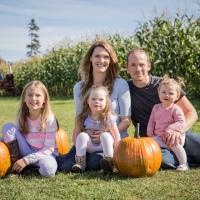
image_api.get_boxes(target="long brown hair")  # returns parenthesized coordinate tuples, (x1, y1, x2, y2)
(79, 40, 119, 97)
(78, 85, 111, 131)
(18, 80, 52, 134)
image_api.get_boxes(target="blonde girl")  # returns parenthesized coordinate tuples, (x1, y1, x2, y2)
(147, 75, 188, 171)
(2, 80, 58, 177)
(72, 85, 120, 173)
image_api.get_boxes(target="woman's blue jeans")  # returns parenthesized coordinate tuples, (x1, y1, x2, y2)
(56, 146, 103, 171)
(56, 132, 128, 172)
(56, 131, 200, 171)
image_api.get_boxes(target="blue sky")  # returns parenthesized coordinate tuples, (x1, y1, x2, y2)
(0, 0, 198, 62)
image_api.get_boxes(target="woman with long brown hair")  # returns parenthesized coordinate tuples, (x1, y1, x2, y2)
(57, 40, 131, 171)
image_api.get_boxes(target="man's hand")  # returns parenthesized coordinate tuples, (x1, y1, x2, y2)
(165, 130, 183, 147)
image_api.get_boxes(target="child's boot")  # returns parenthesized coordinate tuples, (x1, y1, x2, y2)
(100, 157, 114, 173)
(71, 155, 86, 173)
(6, 140, 20, 165)
(5, 140, 20, 176)
(2, 123, 20, 177)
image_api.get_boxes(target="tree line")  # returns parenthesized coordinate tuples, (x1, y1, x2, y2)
(13, 14, 200, 98)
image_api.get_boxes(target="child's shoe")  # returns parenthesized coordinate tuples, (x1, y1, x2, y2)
(5, 140, 20, 177)
(176, 163, 189, 171)
(71, 155, 86, 173)
(5, 140, 20, 164)
(21, 165, 39, 176)
(100, 157, 114, 173)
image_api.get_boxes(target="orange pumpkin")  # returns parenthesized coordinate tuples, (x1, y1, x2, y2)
(0, 142, 11, 177)
(113, 124, 162, 177)
(56, 128, 69, 155)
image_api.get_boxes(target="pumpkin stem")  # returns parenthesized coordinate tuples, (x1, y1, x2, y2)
(135, 123, 140, 138)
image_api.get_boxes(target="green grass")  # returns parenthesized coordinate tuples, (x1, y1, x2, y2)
(0, 97, 200, 200)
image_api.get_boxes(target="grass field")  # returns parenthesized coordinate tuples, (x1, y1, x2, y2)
(0, 97, 200, 200)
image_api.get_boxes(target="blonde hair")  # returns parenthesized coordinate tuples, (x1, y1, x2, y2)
(79, 40, 119, 96)
(126, 48, 150, 64)
(78, 85, 111, 131)
(18, 80, 52, 134)
(158, 75, 184, 98)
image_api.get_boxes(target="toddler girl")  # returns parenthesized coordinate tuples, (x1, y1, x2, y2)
(147, 75, 188, 171)
(72, 85, 120, 173)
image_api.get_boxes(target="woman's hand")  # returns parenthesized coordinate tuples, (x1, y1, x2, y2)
(12, 158, 27, 173)
(88, 129, 102, 144)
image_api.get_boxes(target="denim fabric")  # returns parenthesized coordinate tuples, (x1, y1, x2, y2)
(56, 146, 76, 172)
(56, 132, 128, 172)
(56, 145, 103, 171)
(161, 131, 200, 169)
(86, 152, 103, 170)
(57, 131, 200, 171)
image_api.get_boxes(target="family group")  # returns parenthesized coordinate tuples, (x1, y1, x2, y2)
(1, 40, 200, 177)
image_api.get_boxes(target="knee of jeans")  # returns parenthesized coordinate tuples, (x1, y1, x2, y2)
(56, 146, 76, 172)
(161, 148, 178, 169)
(185, 131, 200, 146)
(86, 153, 103, 170)
(56, 155, 74, 172)
(39, 157, 57, 177)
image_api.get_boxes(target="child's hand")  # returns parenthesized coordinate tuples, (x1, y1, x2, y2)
(12, 158, 27, 173)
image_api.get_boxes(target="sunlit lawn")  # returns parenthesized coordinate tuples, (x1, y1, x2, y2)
(0, 96, 200, 200)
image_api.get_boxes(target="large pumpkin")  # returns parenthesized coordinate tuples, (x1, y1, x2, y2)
(113, 124, 162, 177)
(56, 128, 69, 155)
(0, 142, 11, 177)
